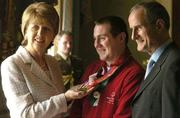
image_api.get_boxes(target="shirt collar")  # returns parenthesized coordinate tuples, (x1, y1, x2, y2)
(100, 48, 131, 67)
(150, 40, 171, 62)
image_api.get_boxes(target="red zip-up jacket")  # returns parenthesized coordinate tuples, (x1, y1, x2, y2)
(70, 52, 144, 118)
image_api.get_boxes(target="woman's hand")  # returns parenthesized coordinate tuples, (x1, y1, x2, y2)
(64, 84, 93, 102)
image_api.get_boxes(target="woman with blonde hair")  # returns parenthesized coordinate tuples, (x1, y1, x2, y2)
(1, 2, 86, 118)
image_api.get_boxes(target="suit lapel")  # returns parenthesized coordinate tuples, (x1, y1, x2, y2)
(133, 64, 161, 99)
(133, 43, 172, 101)
(30, 61, 56, 87)
(45, 56, 65, 93)
(17, 46, 57, 87)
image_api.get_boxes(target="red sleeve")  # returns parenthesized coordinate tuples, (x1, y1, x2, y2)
(69, 99, 82, 118)
(113, 68, 144, 118)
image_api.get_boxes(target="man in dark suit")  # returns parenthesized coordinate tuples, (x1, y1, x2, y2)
(128, 1, 180, 118)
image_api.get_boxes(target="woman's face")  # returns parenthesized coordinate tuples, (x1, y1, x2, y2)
(24, 21, 55, 54)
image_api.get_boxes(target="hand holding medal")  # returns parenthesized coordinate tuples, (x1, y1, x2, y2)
(79, 73, 97, 92)
(78, 82, 95, 93)
(79, 66, 118, 92)
(79, 66, 119, 106)
(65, 84, 89, 102)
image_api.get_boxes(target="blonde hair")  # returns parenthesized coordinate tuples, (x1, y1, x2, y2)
(21, 2, 59, 45)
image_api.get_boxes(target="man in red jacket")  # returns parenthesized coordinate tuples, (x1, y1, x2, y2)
(70, 16, 144, 118)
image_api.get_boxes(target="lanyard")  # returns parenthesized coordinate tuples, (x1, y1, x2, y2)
(84, 66, 119, 91)
(84, 56, 131, 106)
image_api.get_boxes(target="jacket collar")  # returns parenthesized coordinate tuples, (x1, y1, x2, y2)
(133, 42, 173, 102)
(16, 46, 57, 88)
(16, 46, 32, 64)
(100, 48, 132, 68)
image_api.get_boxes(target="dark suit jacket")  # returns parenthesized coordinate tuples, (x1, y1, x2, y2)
(132, 43, 180, 118)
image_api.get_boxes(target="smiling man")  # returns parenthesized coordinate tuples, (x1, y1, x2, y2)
(128, 1, 180, 118)
(70, 16, 144, 118)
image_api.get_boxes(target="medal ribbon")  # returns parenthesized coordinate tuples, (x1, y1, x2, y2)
(85, 56, 131, 106)
(80, 66, 119, 91)
(86, 66, 118, 106)
(88, 66, 118, 89)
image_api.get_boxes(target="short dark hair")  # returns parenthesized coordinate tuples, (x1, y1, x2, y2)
(94, 16, 128, 45)
(130, 1, 170, 30)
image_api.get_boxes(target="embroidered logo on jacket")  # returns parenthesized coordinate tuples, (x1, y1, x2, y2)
(106, 92, 115, 105)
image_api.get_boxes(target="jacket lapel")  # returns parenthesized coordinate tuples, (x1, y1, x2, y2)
(17, 46, 56, 87)
(30, 61, 56, 87)
(45, 56, 65, 93)
(133, 43, 172, 101)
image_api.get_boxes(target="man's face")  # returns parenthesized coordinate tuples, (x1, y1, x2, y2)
(58, 34, 72, 56)
(93, 23, 122, 65)
(128, 7, 157, 55)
